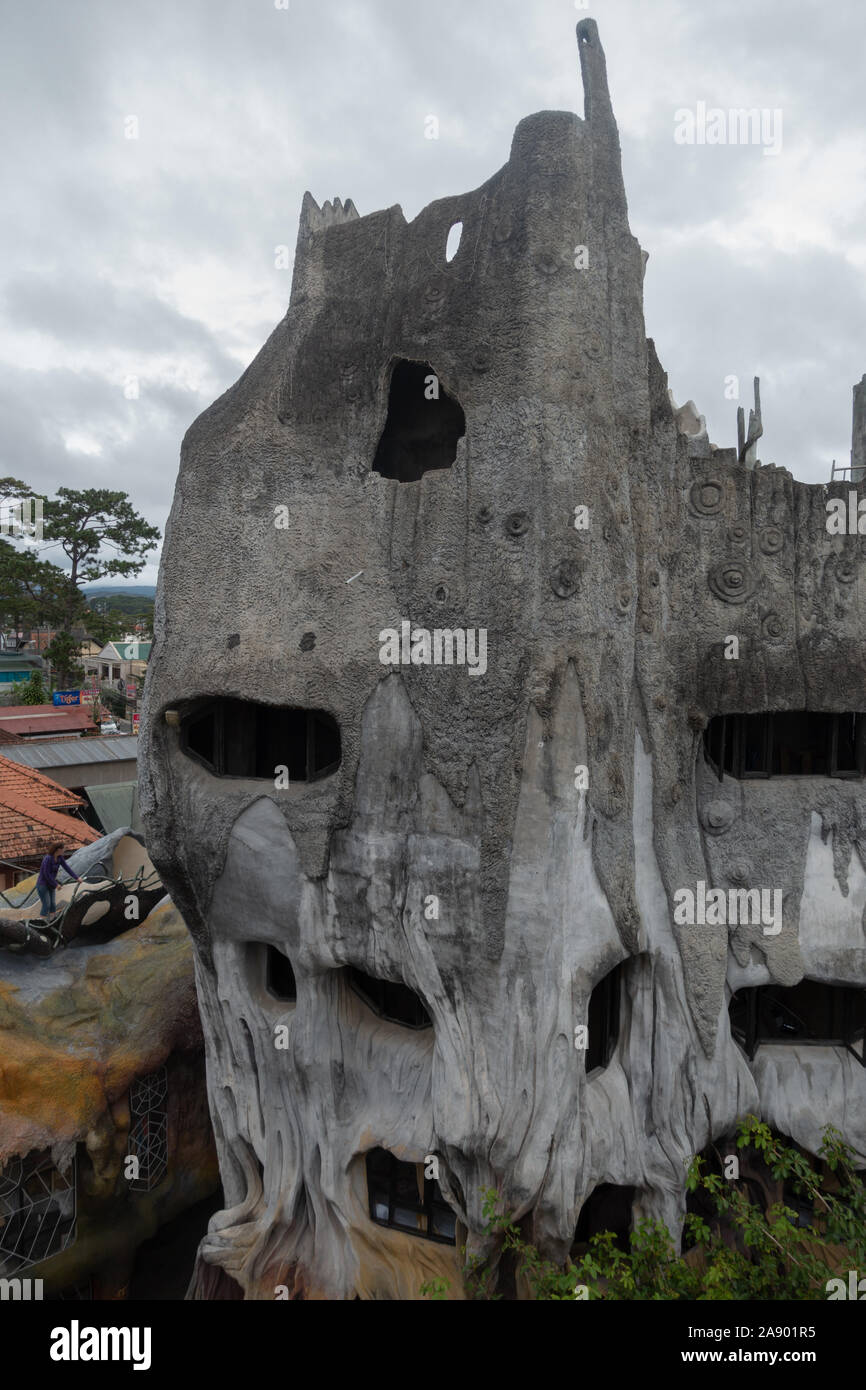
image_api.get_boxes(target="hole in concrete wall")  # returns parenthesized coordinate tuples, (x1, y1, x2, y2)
(445, 221, 463, 262)
(572, 1183, 634, 1253)
(704, 712, 866, 781)
(347, 966, 431, 1029)
(586, 961, 623, 1073)
(266, 946, 297, 1002)
(372, 359, 466, 482)
(366, 1148, 456, 1243)
(182, 700, 340, 782)
(730, 980, 866, 1063)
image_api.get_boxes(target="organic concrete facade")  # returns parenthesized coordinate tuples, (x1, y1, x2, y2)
(140, 20, 866, 1298)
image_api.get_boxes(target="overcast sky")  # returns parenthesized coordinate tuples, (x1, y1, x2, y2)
(2, 0, 864, 586)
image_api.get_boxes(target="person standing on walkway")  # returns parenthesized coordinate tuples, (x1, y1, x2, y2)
(36, 843, 81, 920)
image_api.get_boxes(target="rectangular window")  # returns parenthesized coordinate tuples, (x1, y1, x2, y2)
(704, 713, 865, 781)
(730, 982, 866, 1066)
(366, 1149, 456, 1244)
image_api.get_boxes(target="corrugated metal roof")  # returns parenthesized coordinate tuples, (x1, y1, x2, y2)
(0, 736, 139, 769)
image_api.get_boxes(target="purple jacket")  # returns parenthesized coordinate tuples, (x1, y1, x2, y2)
(37, 855, 79, 889)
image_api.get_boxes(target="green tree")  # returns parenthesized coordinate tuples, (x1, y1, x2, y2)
(39, 488, 160, 684)
(10, 670, 48, 705)
(421, 1119, 866, 1301)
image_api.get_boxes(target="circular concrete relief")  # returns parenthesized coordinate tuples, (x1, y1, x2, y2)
(690, 479, 724, 517)
(762, 612, 785, 642)
(616, 583, 633, 613)
(476, 506, 493, 526)
(727, 523, 749, 547)
(708, 561, 757, 604)
(550, 559, 581, 598)
(702, 800, 736, 835)
(535, 250, 563, 276)
(472, 343, 492, 373)
(729, 860, 753, 884)
(505, 512, 530, 538)
(759, 526, 785, 556)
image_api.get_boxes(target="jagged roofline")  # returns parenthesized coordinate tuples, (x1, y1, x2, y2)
(298, 19, 616, 236)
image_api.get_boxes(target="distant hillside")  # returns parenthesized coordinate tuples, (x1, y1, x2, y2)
(83, 585, 157, 598)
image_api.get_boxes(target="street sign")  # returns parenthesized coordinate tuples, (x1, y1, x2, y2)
(132, 712, 140, 733)
(126, 683, 137, 700)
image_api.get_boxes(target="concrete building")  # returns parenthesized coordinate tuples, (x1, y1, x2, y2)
(141, 21, 866, 1300)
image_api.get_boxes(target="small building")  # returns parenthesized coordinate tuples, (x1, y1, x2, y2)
(0, 755, 101, 888)
(0, 653, 45, 687)
(0, 705, 96, 740)
(84, 640, 151, 692)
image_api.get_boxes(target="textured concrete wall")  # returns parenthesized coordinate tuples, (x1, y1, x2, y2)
(140, 20, 866, 1299)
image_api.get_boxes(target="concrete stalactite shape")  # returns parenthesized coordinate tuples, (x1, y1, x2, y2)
(140, 21, 866, 1299)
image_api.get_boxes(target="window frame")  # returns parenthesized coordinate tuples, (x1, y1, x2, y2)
(366, 1149, 456, 1246)
(730, 983, 866, 1067)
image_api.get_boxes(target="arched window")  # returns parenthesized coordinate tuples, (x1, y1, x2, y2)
(586, 962, 623, 1073)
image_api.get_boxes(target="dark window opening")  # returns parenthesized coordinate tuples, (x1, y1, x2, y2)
(266, 946, 297, 1002)
(684, 1135, 819, 1253)
(573, 1184, 634, 1254)
(704, 712, 865, 781)
(586, 962, 622, 1073)
(372, 359, 466, 483)
(0, 1149, 76, 1276)
(729, 980, 866, 1065)
(366, 1148, 456, 1244)
(347, 966, 431, 1029)
(182, 700, 341, 782)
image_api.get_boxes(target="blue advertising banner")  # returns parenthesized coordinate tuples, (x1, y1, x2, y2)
(52, 690, 80, 706)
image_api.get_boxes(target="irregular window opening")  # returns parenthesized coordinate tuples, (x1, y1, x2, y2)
(372, 359, 466, 483)
(347, 965, 431, 1029)
(703, 712, 866, 782)
(683, 1134, 820, 1254)
(729, 980, 866, 1065)
(572, 1183, 634, 1254)
(586, 961, 623, 1073)
(0, 1149, 77, 1275)
(445, 221, 463, 262)
(266, 945, 297, 1002)
(366, 1148, 456, 1244)
(182, 700, 341, 782)
(128, 1067, 168, 1193)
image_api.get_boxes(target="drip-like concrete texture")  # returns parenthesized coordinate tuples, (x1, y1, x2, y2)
(140, 20, 866, 1298)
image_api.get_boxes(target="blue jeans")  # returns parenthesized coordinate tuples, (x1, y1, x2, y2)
(37, 883, 56, 917)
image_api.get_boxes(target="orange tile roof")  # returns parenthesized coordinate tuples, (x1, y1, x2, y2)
(0, 754, 85, 811)
(0, 795, 100, 860)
